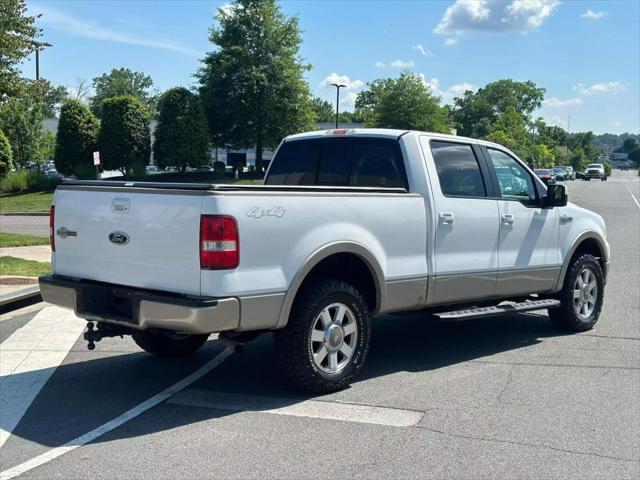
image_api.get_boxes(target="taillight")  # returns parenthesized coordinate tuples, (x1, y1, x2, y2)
(200, 215, 239, 269)
(49, 205, 55, 252)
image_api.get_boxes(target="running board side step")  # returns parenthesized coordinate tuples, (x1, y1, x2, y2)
(435, 299, 561, 321)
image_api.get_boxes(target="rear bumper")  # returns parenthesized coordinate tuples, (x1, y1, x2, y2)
(38, 275, 239, 334)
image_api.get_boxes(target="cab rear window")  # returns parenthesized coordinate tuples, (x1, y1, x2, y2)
(265, 137, 408, 189)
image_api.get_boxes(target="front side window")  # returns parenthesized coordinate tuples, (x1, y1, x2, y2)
(430, 141, 487, 198)
(487, 148, 537, 205)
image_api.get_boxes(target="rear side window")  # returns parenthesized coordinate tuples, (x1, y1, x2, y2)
(265, 141, 319, 185)
(266, 137, 408, 189)
(430, 141, 486, 198)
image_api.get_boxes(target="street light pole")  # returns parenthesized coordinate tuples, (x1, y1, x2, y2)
(330, 83, 346, 129)
(33, 42, 52, 80)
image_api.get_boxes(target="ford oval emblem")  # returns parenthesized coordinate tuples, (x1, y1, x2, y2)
(108, 231, 130, 245)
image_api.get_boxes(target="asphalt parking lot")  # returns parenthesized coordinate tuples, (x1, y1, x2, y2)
(1, 171, 639, 479)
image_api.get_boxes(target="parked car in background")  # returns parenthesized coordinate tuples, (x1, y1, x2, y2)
(585, 163, 606, 181)
(552, 167, 567, 181)
(40, 129, 610, 392)
(145, 165, 159, 175)
(534, 168, 555, 185)
(565, 166, 576, 180)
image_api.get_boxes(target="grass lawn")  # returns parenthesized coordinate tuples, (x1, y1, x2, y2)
(0, 191, 53, 214)
(0, 232, 50, 247)
(0, 256, 50, 277)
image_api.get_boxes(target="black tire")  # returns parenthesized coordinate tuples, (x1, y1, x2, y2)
(274, 279, 371, 393)
(549, 254, 604, 332)
(132, 330, 209, 357)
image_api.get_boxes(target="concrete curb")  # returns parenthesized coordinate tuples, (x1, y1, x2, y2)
(0, 213, 49, 216)
(0, 285, 42, 314)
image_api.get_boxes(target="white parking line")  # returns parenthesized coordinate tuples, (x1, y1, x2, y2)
(169, 389, 425, 427)
(0, 306, 86, 450)
(626, 186, 640, 209)
(0, 348, 233, 480)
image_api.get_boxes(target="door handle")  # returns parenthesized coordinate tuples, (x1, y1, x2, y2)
(440, 212, 455, 225)
(502, 213, 515, 226)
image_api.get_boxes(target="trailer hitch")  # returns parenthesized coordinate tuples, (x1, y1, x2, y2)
(84, 322, 132, 350)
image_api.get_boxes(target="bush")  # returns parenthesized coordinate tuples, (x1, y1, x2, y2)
(153, 87, 210, 173)
(54, 100, 99, 176)
(99, 96, 151, 174)
(0, 170, 59, 193)
(0, 129, 13, 177)
(604, 162, 612, 176)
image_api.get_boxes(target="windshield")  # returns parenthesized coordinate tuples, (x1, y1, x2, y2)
(587, 164, 603, 168)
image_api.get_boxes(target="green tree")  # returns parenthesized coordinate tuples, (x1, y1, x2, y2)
(198, 0, 314, 170)
(0, 93, 45, 167)
(98, 96, 151, 175)
(310, 97, 334, 123)
(532, 143, 555, 168)
(486, 106, 531, 160)
(91, 68, 156, 117)
(0, 128, 13, 177)
(621, 138, 639, 153)
(452, 80, 545, 138)
(554, 145, 571, 166)
(0, 0, 41, 99)
(355, 72, 451, 132)
(153, 87, 210, 172)
(54, 100, 99, 175)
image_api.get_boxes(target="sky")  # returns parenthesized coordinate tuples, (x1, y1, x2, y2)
(22, 0, 640, 134)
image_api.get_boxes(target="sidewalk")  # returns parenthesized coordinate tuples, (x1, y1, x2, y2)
(0, 245, 51, 263)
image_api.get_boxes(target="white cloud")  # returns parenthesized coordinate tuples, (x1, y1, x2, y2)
(610, 121, 623, 127)
(390, 59, 416, 68)
(417, 75, 476, 101)
(580, 9, 607, 20)
(444, 38, 459, 45)
(447, 82, 478, 96)
(374, 61, 386, 68)
(319, 73, 365, 108)
(30, 4, 199, 57)
(542, 97, 583, 107)
(573, 81, 626, 96)
(419, 75, 444, 97)
(412, 44, 434, 57)
(545, 115, 567, 128)
(434, 0, 559, 35)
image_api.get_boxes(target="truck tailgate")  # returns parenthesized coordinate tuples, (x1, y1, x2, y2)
(53, 186, 204, 295)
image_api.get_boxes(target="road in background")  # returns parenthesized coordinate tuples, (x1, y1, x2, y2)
(0, 216, 49, 237)
(1, 171, 638, 479)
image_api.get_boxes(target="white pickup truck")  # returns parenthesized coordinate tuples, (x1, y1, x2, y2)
(40, 129, 609, 392)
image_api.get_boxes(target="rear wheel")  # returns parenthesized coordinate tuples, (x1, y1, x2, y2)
(132, 330, 209, 357)
(549, 254, 604, 332)
(274, 279, 371, 393)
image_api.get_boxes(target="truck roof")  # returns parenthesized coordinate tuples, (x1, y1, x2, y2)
(285, 128, 505, 149)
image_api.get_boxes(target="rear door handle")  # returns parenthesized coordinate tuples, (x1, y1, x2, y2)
(502, 213, 515, 226)
(440, 212, 455, 225)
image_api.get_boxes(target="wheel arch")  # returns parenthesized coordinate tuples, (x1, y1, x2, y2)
(553, 232, 609, 292)
(275, 242, 385, 329)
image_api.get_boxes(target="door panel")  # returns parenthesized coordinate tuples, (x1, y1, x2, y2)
(420, 138, 500, 303)
(483, 147, 560, 295)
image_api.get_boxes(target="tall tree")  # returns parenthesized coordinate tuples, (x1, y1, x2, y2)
(91, 68, 156, 117)
(452, 80, 545, 138)
(54, 100, 99, 175)
(198, 0, 314, 169)
(355, 72, 451, 133)
(486, 106, 532, 160)
(0, 128, 13, 177)
(153, 87, 210, 172)
(98, 96, 151, 174)
(310, 97, 334, 123)
(0, 0, 41, 99)
(0, 93, 45, 167)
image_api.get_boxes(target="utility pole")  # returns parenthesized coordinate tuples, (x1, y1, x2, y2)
(34, 42, 52, 80)
(330, 83, 346, 129)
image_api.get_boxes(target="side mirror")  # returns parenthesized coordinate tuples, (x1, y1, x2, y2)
(542, 184, 568, 208)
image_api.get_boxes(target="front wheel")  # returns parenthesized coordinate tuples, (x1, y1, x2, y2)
(274, 279, 371, 393)
(132, 330, 209, 357)
(549, 254, 604, 332)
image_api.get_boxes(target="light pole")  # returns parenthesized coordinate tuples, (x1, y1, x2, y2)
(330, 83, 346, 129)
(34, 42, 52, 80)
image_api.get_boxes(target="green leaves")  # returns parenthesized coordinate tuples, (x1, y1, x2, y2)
(153, 87, 210, 172)
(356, 72, 452, 133)
(54, 100, 99, 176)
(98, 96, 151, 174)
(0, 129, 13, 177)
(90, 68, 156, 118)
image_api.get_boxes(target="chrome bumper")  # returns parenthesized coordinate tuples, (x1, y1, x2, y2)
(38, 275, 239, 334)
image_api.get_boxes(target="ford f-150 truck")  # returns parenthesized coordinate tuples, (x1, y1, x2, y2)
(39, 129, 609, 392)
(585, 163, 607, 181)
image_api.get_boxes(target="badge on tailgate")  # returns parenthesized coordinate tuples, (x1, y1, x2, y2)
(111, 198, 130, 214)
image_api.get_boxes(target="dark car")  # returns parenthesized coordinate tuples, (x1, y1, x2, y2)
(534, 168, 555, 185)
(552, 167, 567, 181)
